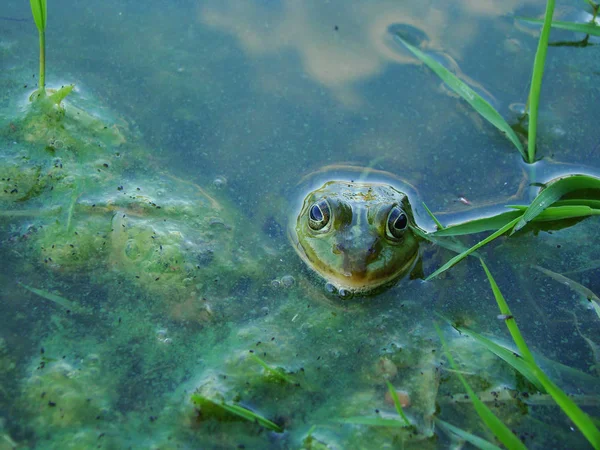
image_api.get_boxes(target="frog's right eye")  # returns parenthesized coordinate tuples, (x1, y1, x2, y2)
(308, 199, 331, 231)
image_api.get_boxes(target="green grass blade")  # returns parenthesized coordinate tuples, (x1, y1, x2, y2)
(395, 35, 526, 159)
(532, 265, 600, 319)
(480, 260, 600, 448)
(220, 403, 283, 432)
(454, 326, 545, 392)
(435, 323, 528, 450)
(191, 394, 283, 432)
(480, 259, 534, 361)
(18, 282, 79, 312)
(29, 0, 47, 32)
(509, 205, 600, 222)
(432, 210, 522, 237)
(422, 201, 445, 230)
(48, 85, 74, 106)
(385, 380, 411, 426)
(425, 216, 521, 280)
(249, 353, 295, 384)
(519, 18, 600, 36)
(334, 417, 408, 427)
(527, 0, 555, 163)
(513, 175, 600, 232)
(554, 199, 600, 209)
(435, 418, 503, 450)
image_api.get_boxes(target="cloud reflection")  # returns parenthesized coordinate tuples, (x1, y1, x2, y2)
(199, 0, 537, 105)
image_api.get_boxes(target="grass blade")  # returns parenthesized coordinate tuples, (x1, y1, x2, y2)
(29, 0, 47, 32)
(249, 353, 295, 384)
(432, 210, 522, 237)
(435, 418, 503, 450)
(480, 260, 600, 448)
(435, 323, 528, 450)
(532, 265, 600, 319)
(395, 35, 526, 159)
(385, 380, 411, 426)
(527, 0, 555, 163)
(513, 174, 600, 232)
(191, 394, 283, 432)
(220, 403, 283, 432)
(454, 326, 545, 392)
(519, 18, 600, 36)
(334, 416, 408, 427)
(425, 216, 521, 280)
(18, 282, 79, 312)
(422, 201, 445, 230)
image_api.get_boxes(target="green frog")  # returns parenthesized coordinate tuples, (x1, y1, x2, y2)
(290, 179, 424, 296)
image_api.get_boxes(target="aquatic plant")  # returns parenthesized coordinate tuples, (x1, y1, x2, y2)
(29, 0, 47, 96)
(396, 0, 557, 164)
(424, 174, 600, 280)
(526, 0, 555, 163)
(190, 393, 283, 432)
(435, 322, 527, 450)
(28, 0, 73, 105)
(477, 260, 600, 448)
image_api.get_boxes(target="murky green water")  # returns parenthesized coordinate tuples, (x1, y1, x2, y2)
(1, 1, 599, 448)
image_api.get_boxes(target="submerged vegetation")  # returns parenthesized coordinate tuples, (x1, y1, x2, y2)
(1, 0, 599, 449)
(28, 0, 73, 105)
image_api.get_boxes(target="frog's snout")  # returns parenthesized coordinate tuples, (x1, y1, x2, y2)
(335, 235, 381, 279)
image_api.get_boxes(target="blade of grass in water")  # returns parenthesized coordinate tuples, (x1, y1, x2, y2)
(334, 417, 408, 427)
(532, 265, 600, 319)
(509, 204, 600, 222)
(422, 202, 444, 230)
(249, 353, 295, 384)
(432, 210, 522, 237)
(18, 282, 79, 312)
(190, 394, 283, 432)
(29, 0, 46, 32)
(385, 380, 411, 426)
(480, 260, 600, 448)
(512, 174, 600, 232)
(435, 313, 545, 392)
(395, 36, 526, 159)
(435, 323, 528, 450)
(519, 18, 600, 36)
(435, 418, 502, 450)
(425, 216, 521, 280)
(527, 0, 555, 163)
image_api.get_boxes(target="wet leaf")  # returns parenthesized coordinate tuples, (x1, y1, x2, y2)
(435, 323, 528, 450)
(386, 380, 411, 426)
(395, 35, 525, 159)
(480, 260, 600, 447)
(526, 0, 555, 163)
(334, 417, 408, 427)
(432, 210, 522, 237)
(425, 216, 521, 280)
(29, 0, 47, 32)
(191, 394, 283, 432)
(435, 418, 502, 450)
(513, 175, 600, 232)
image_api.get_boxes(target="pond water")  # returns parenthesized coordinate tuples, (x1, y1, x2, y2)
(1, 0, 599, 448)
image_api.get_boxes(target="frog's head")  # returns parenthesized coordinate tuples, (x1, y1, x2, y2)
(292, 181, 421, 295)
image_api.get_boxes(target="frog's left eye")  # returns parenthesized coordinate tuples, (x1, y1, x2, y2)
(386, 205, 408, 240)
(308, 199, 331, 231)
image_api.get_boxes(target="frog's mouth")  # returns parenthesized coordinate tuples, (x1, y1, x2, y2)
(313, 247, 420, 295)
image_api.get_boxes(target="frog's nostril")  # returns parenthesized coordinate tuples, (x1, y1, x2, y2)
(333, 243, 345, 254)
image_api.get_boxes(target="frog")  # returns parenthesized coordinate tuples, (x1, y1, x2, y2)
(291, 180, 423, 296)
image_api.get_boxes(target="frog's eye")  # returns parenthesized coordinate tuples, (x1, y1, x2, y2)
(308, 199, 331, 231)
(386, 205, 408, 239)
